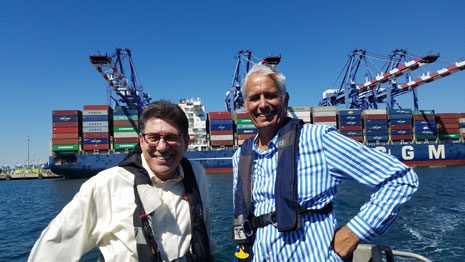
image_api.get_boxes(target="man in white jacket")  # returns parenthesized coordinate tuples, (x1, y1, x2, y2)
(29, 100, 215, 261)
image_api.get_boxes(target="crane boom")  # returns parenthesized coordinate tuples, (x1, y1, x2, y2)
(398, 60, 465, 89)
(89, 48, 151, 112)
(356, 54, 438, 91)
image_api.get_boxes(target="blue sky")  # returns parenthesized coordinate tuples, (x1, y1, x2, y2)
(1, 0, 465, 166)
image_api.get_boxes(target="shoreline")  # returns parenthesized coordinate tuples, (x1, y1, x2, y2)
(0, 172, 63, 181)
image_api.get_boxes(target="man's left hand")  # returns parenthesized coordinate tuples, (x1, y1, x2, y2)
(333, 226, 360, 258)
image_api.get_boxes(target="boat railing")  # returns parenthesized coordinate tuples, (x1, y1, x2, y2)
(352, 244, 431, 262)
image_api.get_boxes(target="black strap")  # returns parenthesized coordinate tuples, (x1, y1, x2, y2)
(250, 203, 333, 229)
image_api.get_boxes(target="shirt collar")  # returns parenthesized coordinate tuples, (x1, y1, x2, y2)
(140, 153, 184, 185)
(252, 132, 279, 155)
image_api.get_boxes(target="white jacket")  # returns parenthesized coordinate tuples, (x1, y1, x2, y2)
(28, 159, 214, 262)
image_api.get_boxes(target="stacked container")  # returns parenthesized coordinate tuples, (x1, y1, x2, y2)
(208, 112, 234, 147)
(338, 109, 363, 142)
(82, 105, 112, 151)
(234, 110, 257, 146)
(460, 113, 465, 139)
(287, 106, 311, 124)
(436, 113, 460, 140)
(113, 106, 139, 150)
(312, 106, 337, 127)
(388, 109, 413, 141)
(52, 110, 82, 153)
(413, 110, 436, 141)
(363, 109, 388, 142)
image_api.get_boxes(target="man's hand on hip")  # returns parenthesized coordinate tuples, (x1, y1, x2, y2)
(333, 226, 360, 258)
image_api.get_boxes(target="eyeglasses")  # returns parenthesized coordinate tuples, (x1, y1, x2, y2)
(141, 133, 184, 146)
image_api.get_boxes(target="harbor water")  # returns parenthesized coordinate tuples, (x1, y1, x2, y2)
(1, 165, 464, 261)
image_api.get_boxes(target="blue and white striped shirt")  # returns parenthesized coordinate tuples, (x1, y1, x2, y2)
(232, 124, 418, 261)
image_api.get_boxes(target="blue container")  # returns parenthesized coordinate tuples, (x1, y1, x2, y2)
(365, 135, 389, 142)
(388, 109, 413, 115)
(364, 119, 388, 125)
(83, 115, 109, 121)
(209, 119, 233, 125)
(340, 130, 363, 136)
(338, 109, 362, 116)
(390, 118, 412, 124)
(388, 114, 413, 120)
(339, 119, 363, 126)
(237, 128, 258, 135)
(339, 115, 362, 121)
(83, 138, 109, 144)
(210, 124, 233, 131)
(365, 129, 389, 135)
(391, 129, 413, 135)
(414, 120, 436, 125)
(460, 123, 465, 128)
(414, 123, 436, 131)
(53, 115, 79, 122)
(365, 124, 388, 131)
(415, 130, 436, 135)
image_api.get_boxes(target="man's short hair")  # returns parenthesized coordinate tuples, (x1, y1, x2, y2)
(241, 63, 287, 99)
(139, 100, 189, 136)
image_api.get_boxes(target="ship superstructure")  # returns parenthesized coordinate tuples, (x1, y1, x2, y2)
(178, 98, 209, 151)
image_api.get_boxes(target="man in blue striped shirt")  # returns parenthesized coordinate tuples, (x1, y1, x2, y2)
(232, 63, 418, 261)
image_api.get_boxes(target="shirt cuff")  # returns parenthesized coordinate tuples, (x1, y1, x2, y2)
(346, 216, 377, 241)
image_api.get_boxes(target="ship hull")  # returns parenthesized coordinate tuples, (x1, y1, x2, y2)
(50, 141, 465, 179)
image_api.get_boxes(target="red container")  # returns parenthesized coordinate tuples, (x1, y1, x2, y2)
(113, 120, 139, 126)
(313, 116, 337, 122)
(436, 113, 458, 119)
(208, 112, 232, 120)
(237, 134, 255, 140)
(84, 105, 111, 110)
(52, 122, 79, 128)
(52, 138, 79, 145)
(436, 123, 459, 129)
(83, 132, 110, 139)
(391, 134, 413, 141)
(339, 125, 363, 131)
(53, 127, 79, 134)
(114, 137, 139, 143)
(52, 110, 81, 116)
(210, 140, 234, 146)
(83, 144, 110, 150)
(437, 128, 459, 134)
(236, 113, 251, 118)
(210, 130, 233, 135)
(389, 124, 412, 130)
(52, 133, 79, 139)
(363, 114, 387, 120)
(204, 167, 233, 174)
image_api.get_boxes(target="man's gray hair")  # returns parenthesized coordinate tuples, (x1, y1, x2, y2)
(241, 63, 287, 99)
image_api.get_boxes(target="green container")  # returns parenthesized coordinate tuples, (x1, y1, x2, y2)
(413, 110, 435, 115)
(415, 134, 436, 140)
(438, 133, 460, 140)
(114, 126, 139, 132)
(237, 123, 256, 129)
(236, 118, 252, 124)
(114, 143, 137, 150)
(113, 115, 139, 121)
(53, 144, 79, 151)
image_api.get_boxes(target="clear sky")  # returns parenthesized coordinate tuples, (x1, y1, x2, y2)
(1, 0, 465, 166)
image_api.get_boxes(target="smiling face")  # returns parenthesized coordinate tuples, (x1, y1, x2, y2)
(139, 117, 188, 181)
(245, 73, 288, 139)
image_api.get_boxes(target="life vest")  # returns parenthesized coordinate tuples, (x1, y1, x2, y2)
(234, 117, 304, 232)
(119, 151, 211, 262)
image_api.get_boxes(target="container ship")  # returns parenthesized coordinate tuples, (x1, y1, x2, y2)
(49, 49, 465, 178)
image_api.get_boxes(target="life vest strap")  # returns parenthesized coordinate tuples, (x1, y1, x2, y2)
(250, 202, 333, 229)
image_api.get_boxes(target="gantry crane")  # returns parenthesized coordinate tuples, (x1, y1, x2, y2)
(320, 49, 442, 109)
(224, 50, 281, 113)
(89, 48, 151, 112)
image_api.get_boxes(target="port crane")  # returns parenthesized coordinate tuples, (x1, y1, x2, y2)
(89, 48, 151, 112)
(320, 49, 465, 110)
(224, 50, 282, 113)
